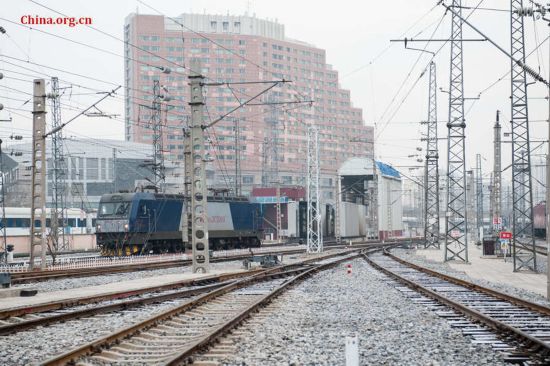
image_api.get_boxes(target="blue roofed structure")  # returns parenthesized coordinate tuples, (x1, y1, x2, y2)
(375, 161, 401, 179)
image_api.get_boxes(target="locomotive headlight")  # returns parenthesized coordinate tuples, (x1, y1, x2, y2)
(124, 223, 129, 232)
(96, 224, 101, 232)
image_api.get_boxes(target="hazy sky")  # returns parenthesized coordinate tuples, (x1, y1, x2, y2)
(1, 0, 549, 187)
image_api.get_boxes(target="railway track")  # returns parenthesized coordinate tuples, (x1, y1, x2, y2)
(0, 246, 386, 338)
(9, 248, 305, 284)
(38, 248, 378, 365)
(364, 250, 550, 364)
(8, 239, 412, 284)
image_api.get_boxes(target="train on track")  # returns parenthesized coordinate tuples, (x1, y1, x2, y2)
(0, 207, 94, 236)
(96, 192, 263, 256)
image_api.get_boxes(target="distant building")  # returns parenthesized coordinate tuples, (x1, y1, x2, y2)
(338, 157, 404, 239)
(124, 12, 374, 197)
(3, 138, 180, 209)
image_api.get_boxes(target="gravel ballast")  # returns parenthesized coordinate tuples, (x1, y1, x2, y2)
(392, 248, 550, 307)
(217, 258, 505, 365)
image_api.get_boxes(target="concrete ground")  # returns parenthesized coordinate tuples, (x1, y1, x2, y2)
(0, 269, 243, 311)
(416, 240, 547, 297)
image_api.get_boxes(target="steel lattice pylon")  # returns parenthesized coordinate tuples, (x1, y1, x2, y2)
(307, 126, 322, 253)
(510, 0, 536, 271)
(475, 153, 483, 239)
(493, 111, 502, 233)
(152, 80, 165, 191)
(49, 77, 68, 253)
(424, 61, 440, 248)
(445, 0, 468, 262)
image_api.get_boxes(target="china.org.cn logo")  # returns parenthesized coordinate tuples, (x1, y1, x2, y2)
(21, 15, 92, 27)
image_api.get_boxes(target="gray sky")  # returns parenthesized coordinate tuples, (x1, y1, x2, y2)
(1, 0, 549, 188)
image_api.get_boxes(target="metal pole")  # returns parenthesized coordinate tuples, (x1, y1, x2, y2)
(112, 148, 117, 193)
(306, 125, 322, 253)
(547, 21, 550, 297)
(0, 139, 6, 263)
(510, 0, 537, 271)
(494, 111, 502, 234)
(476, 154, 483, 242)
(424, 61, 440, 248)
(29, 79, 47, 270)
(152, 80, 165, 192)
(335, 175, 341, 243)
(188, 59, 209, 273)
(445, 0, 468, 262)
(234, 117, 241, 196)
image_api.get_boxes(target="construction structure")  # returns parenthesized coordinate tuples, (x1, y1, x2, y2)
(509, 0, 537, 271)
(151, 80, 165, 191)
(47, 76, 68, 254)
(475, 153, 483, 241)
(423, 61, 440, 248)
(492, 110, 502, 233)
(306, 126, 322, 253)
(444, 0, 468, 262)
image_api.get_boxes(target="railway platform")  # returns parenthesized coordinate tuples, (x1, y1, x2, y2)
(415, 241, 547, 296)
(0, 269, 245, 312)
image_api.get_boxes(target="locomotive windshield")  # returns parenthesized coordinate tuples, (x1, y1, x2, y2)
(98, 201, 132, 218)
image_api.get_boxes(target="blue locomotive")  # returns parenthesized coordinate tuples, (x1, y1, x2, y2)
(96, 192, 263, 256)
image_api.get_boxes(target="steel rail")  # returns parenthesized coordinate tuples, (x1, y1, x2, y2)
(384, 251, 550, 316)
(363, 253, 550, 359)
(10, 239, 416, 283)
(0, 271, 250, 320)
(40, 248, 379, 366)
(0, 245, 385, 335)
(165, 255, 355, 365)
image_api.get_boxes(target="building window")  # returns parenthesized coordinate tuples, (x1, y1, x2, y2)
(222, 21, 229, 31)
(243, 175, 254, 184)
(234, 21, 241, 29)
(100, 158, 106, 180)
(210, 21, 217, 30)
(87, 158, 99, 180)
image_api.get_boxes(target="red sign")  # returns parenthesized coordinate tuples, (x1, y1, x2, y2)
(500, 231, 512, 239)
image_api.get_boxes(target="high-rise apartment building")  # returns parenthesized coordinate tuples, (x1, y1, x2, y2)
(124, 13, 373, 198)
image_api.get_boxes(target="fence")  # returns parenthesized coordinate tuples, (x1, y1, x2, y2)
(0, 244, 306, 273)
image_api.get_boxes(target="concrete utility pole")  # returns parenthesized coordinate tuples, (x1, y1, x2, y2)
(510, 1, 537, 271)
(29, 79, 47, 270)
(475, 154, 483, 242)
(493, 111, 502, 234)
(187, 60, 209, 273)
(307, 125, 322, 253)
(182, 126, 192, 247)
(423, 61, 440, 248)
(445, 0, 468, 262)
